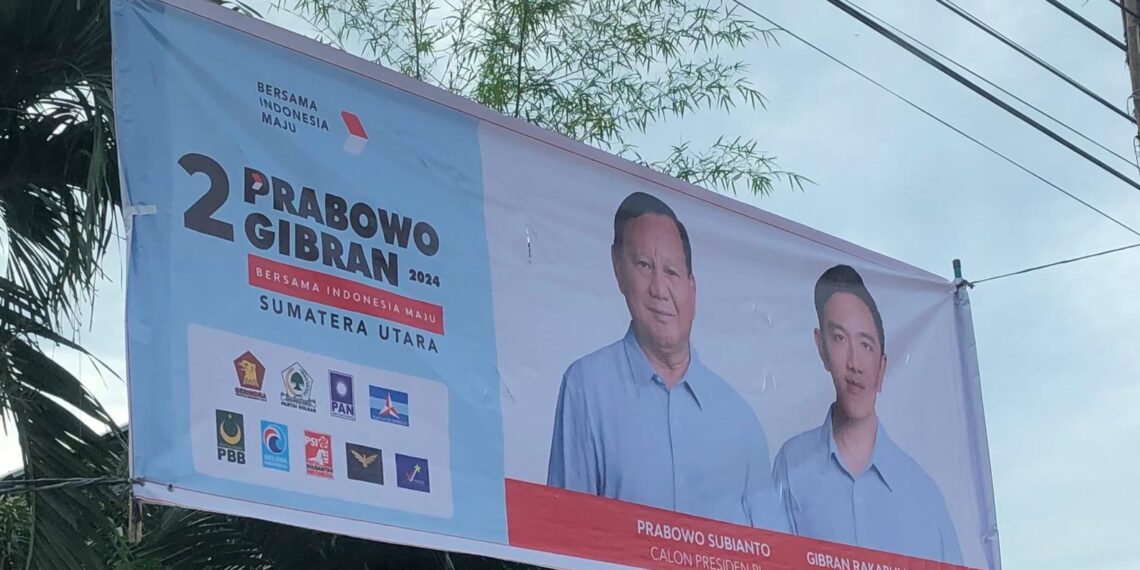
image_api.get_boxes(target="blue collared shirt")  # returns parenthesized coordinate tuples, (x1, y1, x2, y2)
(547, 327, 786, 530)
(772, 407, 962, 563)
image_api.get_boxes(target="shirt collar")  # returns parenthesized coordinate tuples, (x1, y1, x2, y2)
(818, 404, 897, 491)
(621, 325, 708, 409)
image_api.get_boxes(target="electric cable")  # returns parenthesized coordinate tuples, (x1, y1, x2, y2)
(729, 0, 1140, 238)
(932, 0, 1134, 123)
(969, 241, 1140, 284)
(824, 0, 1140, 194)
(1044, 0, 1126, 51)
(1109, 0, 1140, 22)
(850, 0, 1137, 170)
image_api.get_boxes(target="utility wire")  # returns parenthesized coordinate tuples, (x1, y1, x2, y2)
(0, 476, 128, 496)
(824, 0, 1140, 194)
(728, 1, 1140, 238)
(970, 242, 1140, 284)
(1045, 0, 1126, 50)
(1109, 0, 1140, 22)
(850, 0, 1137, 170)
(933, 0, 1134, 123)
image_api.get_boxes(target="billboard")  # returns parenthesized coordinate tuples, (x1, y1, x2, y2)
(112, 0, 1000, 568)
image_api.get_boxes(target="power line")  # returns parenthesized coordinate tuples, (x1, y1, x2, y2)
(850, 0, 1137, 170)
(933, 0, 1134, 124)
(728, 1, 1140, 239)
(969, 241, 1140, 284)
(824, 0, 1140, 194)
(0, 476, 127, 496)
(1109, 0, 1140, 22)
(1045, 0, 1126, 50)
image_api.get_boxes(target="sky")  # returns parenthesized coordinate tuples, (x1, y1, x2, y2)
(3, 0, 1139, 568)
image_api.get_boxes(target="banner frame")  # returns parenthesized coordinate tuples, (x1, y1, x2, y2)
(112, 1, 997, 568)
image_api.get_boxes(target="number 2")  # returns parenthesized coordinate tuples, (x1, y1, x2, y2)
(179, 153, 234, 241)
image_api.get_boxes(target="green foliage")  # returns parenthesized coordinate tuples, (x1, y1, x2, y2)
(0, 495, 30, 570)
(275, 0, 808, 194)
(0, 0, 128, 566)
(0, 276, 124, 570)
(0, 0, 120, 325)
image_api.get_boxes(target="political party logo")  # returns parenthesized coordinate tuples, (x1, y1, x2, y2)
(341, 111, 368, 155)
(304, 430, 333, 478)
(215, 410, 246, 464)
(345, 442, 383, 485)
(280, 362, 317, 413)
(369, 385, 409, 427)
(395, 453, 430, 493)
(260, 421, 290, 472)
(233, 351, 267, 401)
(329, 371, 355, 420)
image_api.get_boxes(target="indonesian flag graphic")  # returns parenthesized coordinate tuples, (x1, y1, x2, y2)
(341, 111, 368, 155)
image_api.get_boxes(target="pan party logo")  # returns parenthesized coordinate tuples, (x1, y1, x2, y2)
(215, 409, 246, 464)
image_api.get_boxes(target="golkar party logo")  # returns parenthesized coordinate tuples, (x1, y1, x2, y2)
(369, 386, 409, 427)
(216, 410, 246, 464)
(395, 453, 430, 493)
(280, 362, 317, 413)
(329, 371, 355, 420)
(261, 421, 289, 472)
(233, 351, 267, 401)
(304, 431, 333, 478)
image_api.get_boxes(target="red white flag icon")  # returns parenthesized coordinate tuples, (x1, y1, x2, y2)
(341, 111, 368, 155)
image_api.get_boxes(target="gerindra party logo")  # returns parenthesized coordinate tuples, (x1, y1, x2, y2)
(233, 351, 267, 401)
(280, 362, 317, 413)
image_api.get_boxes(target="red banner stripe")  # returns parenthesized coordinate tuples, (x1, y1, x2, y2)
(247, 254, 444, 334)
(505, 479, 974, 570)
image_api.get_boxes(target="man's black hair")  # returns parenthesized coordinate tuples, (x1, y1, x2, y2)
(612, 191, 692, 274)
(814, 264, 885, 351)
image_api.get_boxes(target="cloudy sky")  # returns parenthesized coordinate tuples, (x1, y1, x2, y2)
(730, 3, 1140, 569)
(4, 1, 1138, 568)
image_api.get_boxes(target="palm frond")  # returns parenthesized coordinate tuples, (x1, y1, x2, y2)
(0, 0, 119, 326)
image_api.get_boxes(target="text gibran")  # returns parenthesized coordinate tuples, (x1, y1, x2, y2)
(177, 152, 440, 289)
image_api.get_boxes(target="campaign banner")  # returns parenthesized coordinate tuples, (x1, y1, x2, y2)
(112, 1, 1000, 569)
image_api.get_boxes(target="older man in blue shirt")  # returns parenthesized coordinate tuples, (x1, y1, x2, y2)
(547, 191, 784, 530)
(772, 265, 962, 563)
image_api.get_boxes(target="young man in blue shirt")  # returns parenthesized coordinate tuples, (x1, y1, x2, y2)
(772, 264, 962, 563)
